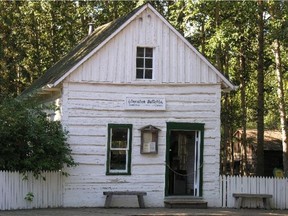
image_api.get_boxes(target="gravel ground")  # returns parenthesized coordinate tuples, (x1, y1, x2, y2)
(1, 208, 288, 216)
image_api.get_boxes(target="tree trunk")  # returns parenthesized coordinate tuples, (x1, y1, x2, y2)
(200, 21, 205, 56)
(256, 0, 265, 176)
(272, 39, 288, 175)
(215, 1, 221, 70)
(221, 94, 229, 175)
(215, 1, 229, 175)
(239, 44, 248, 175)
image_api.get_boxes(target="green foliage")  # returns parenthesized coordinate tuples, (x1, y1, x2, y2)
(0, 97, 77, 175)
(24, 192, 34, 202)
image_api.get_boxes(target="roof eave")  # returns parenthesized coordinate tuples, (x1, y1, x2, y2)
(222, 84, 239, 93)
(33, 84, 61, 97)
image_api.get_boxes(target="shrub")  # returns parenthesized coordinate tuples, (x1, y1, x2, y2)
(0, 97, 76, 176)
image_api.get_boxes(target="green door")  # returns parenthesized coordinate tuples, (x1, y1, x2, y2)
(165, 122, 204, 196)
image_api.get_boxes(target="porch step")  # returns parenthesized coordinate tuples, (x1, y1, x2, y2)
(164, 196, 208, 209)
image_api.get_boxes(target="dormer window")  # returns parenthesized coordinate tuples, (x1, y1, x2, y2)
(136, 47, 153, 79)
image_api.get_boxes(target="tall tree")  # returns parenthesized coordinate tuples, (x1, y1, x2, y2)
(256, 0, 265, 176)
(0, 1, 26, 97)
(232, 1, 258, 175)
(269, 1, 288, 174)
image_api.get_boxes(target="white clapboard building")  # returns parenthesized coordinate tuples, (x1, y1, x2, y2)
(22, 3, 236, 208)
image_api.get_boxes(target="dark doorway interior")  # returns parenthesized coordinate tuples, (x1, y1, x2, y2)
(167, 130, 199, 196)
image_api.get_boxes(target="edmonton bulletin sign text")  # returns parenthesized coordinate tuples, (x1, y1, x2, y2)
(125, 97, 166, 110)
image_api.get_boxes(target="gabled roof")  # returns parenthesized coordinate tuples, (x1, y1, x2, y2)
(21, 3, 236, 97)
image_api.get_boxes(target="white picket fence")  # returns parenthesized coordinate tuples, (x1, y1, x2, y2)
(220, 175, 288, 209)
(2, 171, 288, 210)
(0, 171, 63, 210)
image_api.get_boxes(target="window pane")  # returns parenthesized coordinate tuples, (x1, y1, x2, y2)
(110, 150, 126, 170)
(136, 58, 144, 68)
(145, 69, 152, 79)
(111, 128, 128, 148)
(145, 59, 152, 68)
(137, 47, 144, 57)
(145, 48, 153, 57)
(136, 69, 143, 79)
(107, 124, 132, 175)
(136, 47, 153, 80)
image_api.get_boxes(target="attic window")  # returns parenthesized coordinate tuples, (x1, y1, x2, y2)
(136, 47, 153, 79)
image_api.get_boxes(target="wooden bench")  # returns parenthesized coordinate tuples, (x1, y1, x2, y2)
(103, 191, 147, 208)
(232, 193, 272, 209)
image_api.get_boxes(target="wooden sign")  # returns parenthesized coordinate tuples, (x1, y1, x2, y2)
(125, 97, 166, 110)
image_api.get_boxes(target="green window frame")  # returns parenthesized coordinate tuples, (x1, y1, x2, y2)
(106, 124, 132, 175)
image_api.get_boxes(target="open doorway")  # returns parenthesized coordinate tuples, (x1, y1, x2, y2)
(166, 123, 204, 197)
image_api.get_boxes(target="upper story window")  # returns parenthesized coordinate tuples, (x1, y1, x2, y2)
(136, 47, 153, 79)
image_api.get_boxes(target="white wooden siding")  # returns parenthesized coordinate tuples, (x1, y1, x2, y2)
(62, 82, 221, 207)
(67, 9, 220, 85)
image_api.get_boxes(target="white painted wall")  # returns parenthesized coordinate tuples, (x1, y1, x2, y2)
(61, 83, 221, 207)
(59, 7, 224, 208)
(43, 98, 62, 121)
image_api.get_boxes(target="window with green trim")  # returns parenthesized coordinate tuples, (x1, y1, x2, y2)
(106, 124, 132, 175)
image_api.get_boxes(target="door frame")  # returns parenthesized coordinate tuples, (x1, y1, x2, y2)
(165, 122, 204, 197)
